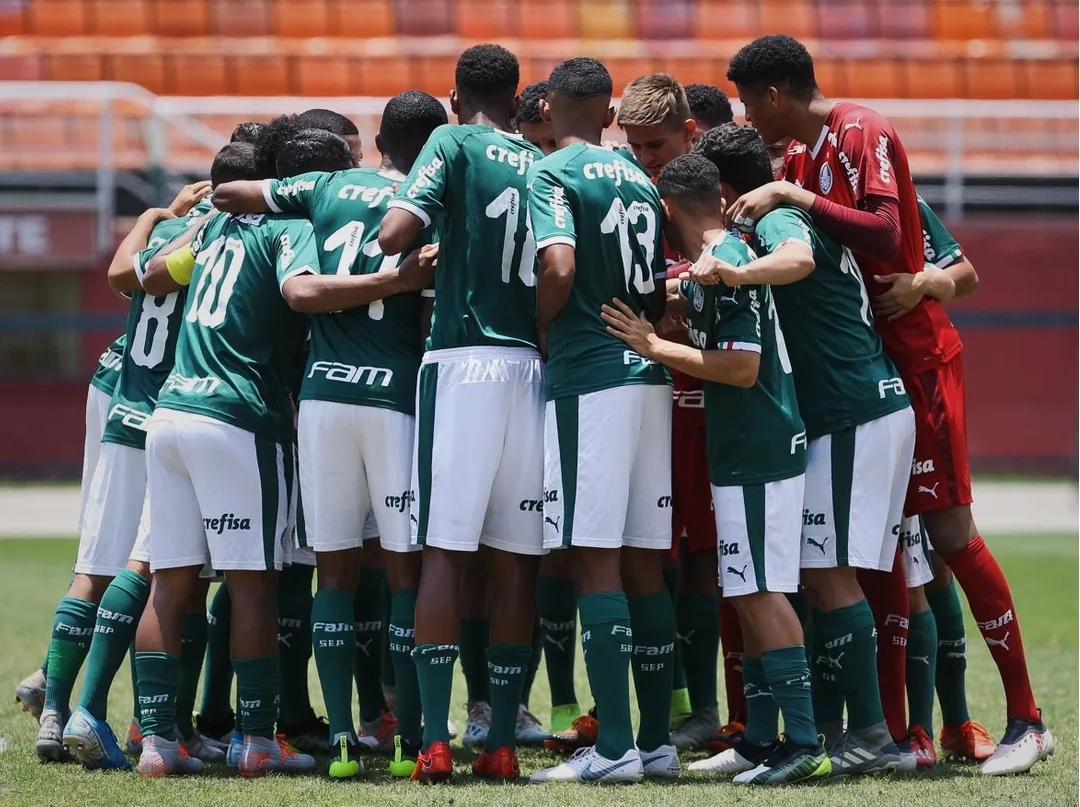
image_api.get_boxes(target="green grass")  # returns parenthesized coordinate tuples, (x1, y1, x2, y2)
(0, 534, 1075, 806)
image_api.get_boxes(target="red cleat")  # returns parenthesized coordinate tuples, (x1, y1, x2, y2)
(905, 724, 938, 767)
(940, 720, 997, 762)
(411, 740, 453, 784)
(472, 746, 520, 779)
(544, 711, 598, 755)
(706, 721, 746, 754)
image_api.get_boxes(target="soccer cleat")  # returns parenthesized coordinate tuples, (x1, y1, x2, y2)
(359, 710, 399, 754)
(670, 687, 692, 729)
(388, 735, 419, 778)
(671, 706, 720, 750)
(411, 740, 453, 784)
(550, 703, 580, 734)
(179, 729, 226, 762)
(382, 683, 397, 712)
(62, 707, 132, 771)
(277, 714, 330, 755)
(327, 733, 364, 779)
(225, 729, 243, 768)
(979, 714, 1054, 776)
(462, 701, 492, 750)
(138, 735, 204, 778)
(125, 718, 143, 754)
(516, 705, 548, 746)
(902, 725, 937, 767)
(827, 726, 902, 777)
(238, 735, 317, 777)
(35, 708, 73, 763)
(940, 719, 997, 762)
(733, 738, 831, 785)
(640, 744, 681, 779)
(688, 737, 775, 776)
(473, 746, 521, 779)
(447, 717, 458, 741)
(544, 708, 598, 755)
(14, 668, 46, 722)
(194, 710, 236, 745)
(530, 745, 644, 784)
(705, 720, 746, 754)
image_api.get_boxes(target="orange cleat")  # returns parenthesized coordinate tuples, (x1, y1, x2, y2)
(940, 720, 997, 762)
(544, 710, 598, 755)
(706, 721, 746, 754)
(472, 746, 520, 779)
(411, 740, 453, 784)
(905, 724, 938, 767)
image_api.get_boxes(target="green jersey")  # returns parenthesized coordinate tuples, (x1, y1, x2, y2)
(917, 196, 964, 268)
(753, 207, 910, 439)
(102, 216, 197, 449)
(264, 168, 429, 415)
(527, 143, 668, 399)
(683, 231, 805, 487)
(90, 334, 125, 395)
(390, 124, 542, 351)
(156, 212, 314, 442)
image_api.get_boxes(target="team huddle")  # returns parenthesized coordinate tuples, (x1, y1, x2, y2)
(14, 34, 1055, 786)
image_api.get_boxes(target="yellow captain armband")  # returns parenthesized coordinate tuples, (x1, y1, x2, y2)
(165, 245, 196, 286)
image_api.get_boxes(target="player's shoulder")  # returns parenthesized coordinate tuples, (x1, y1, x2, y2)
(832, 101, 895, 139)
(710, 229, 754, 264)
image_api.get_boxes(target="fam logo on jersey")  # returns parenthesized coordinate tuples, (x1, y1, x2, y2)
(308, 360, 393, 388)
(203, 512, 251, 535)
(819, 163, 834, 195)
(692, 283, 705, 312)
(108, 403, 151, 432)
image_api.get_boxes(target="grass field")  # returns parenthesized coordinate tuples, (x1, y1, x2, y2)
(0, 534, 1075, 806)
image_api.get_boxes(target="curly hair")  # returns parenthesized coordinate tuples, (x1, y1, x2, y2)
(378, 90, 448, 163)
(230, 121, 264, 145)
(455, 44, 520, 102)
(727, 34, 817, 99)
(515, 81, 549, 127)
(548, 57, 612, 100)
(254, 114, 303, 179)
(210, 141, 260, 187)
(297, 108, 359, 137)
(276, 129, 354, 178)
(692, 123, 773, 195)
(684, 84, 734, 129)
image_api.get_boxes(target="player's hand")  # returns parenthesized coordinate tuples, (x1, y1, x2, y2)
(398, 244, 438, 292)
(681, 253, 746, 287)
(418, 242, 439, 271)
(167, 180, 213, 217)
(725, 181, 791, 232)
(602, 298, 658, 358)
(602, 139, 625, 151)
(140, 206, 176, 224)
(872, 272, 926, 321)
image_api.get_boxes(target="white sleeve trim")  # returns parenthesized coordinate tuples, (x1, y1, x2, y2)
(420, 288, 435, 298)
(278, 264, 315, 292)
(536, 235, 576, 250)
(934, 249, 963, 269)
(387, 199, 432, 228)
(717, 341, 762, 353)
(262, 179, 283, 213)
(132, 252, 146, 284)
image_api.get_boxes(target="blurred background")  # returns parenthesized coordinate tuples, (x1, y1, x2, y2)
(0, 0, 1075, 478)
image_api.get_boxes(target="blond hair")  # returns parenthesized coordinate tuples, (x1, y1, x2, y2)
(616, 74, 691, 130)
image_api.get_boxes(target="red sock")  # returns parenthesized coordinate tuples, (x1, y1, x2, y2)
(718, 601, 746, 725)
(944, 535, 1039, 722)
(857, 547, 909, 743)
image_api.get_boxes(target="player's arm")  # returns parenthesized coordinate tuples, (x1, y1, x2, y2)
(918, 197, 979, 300)
(140, 213, 211, 296)
(213, 173, 321, 217)
(528, 165, 577, 358)
(107, 207, 176, 294)
(379, 127, 453, 255)
(211, 180, 270, 214)
(601, 297, 759, 387)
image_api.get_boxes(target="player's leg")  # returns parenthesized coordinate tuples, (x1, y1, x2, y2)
(195, 582, 234, 741)
(355, 538, 393, 749)
(459, 553, 492, 751)
(662, 552, 691, 726)
(174, 576, 220, 761)
(536, 552, 580, 733)
(897, 516, 938, 767)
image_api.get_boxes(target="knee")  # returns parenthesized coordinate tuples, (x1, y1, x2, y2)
(681, 555, 719, 595)
(802, 568, 860, 611)
(923, 506, 977, 556)
(621, 548, 666, 597)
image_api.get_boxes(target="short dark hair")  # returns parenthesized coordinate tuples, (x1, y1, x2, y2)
(230, 121, 264, 144)
(455, 44, 520, 103)
(276, 129, 354, 178)
(515, 81, 549, 127)
(378, 90, 448, 161)
(684, 84, 734, 128)
(727, 35, 817, 99)
(548, 57, 612, 100)
(255, 114, 303, 179)
(692, 123, 773, 195)
(656, 153, 721, 211)
(297, 108, 359, 137)
(210, 141, 260, 187)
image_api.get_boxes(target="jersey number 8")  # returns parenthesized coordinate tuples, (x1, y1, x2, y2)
(130, 293, 179, 367)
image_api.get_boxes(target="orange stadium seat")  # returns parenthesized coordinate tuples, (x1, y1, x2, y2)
(273, 0, 331, 38)
(902, 58, 961, 98)
(90, 0, 151, 36)
(165, 53, 228, 95)
(395, 0, 454, 36)
(693, 0, 759, 43)
(844, 58, 901, 98)
(759, 0, 813, 40)
(211, 0, 271, 37)
(1020, 59, 1078, 100)
(108, 52, 167, 95)
(633, 0, 692, 40)
(814, 0, 874, 40)
(1051, 0, 1078, 42)
(878, 0, 932, 40)
(27, 0, 89, 36)
(579, 0, 634, 40)
(0, 55, 43, 80)
(0, 3, 25, 36)
(46, 52, 105, 82)
(456, 0, 515, 39)
(295, 55, 352, 96)
(812, 58, 845, 96)
(658, 57, 718, 87)
(353, 55, 411, 96)
(962, 58, 1019, 99)
(416, 55, 458, 95)
(605, 57, 653, 95)
(150, 0, 209, 36)
(519, 0, 577, 39)
(233, 54, 290, 95)
(333, 0, 395, 37)
(931, 0, 995, 41)
(1001, 1, 1051, 39)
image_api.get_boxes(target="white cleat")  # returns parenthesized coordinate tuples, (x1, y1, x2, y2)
(688, 743, 761, 776)
(462, 701, 491, 750)
(640, 744, 680, 779)
(531, 746, 644, 784)
(238, 735, 317, 777)
(14, 668, 46, 722)
(980, 716, 1054, 776)
(671, 707, 720, 751)
(516, 705, 548, 747)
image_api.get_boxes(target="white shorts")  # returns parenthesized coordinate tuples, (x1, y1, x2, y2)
(128, 494, 152, 564)
(299, 400, 417, 554)
(544, 383, 672, 551)
(712, 474, 805, 597)
(75, 442, 147, 577)
(79, 385, 112, 534)
(900, 515, 934, 588)
(412, 346, 545, 556)
(801, 406, 916, 572)
(146, 408, 289, 572)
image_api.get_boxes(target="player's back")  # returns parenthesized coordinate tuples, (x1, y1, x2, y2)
(393, 123, 541, 351)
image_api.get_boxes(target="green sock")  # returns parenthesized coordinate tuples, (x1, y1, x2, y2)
(762, 645, 816, 746)
(907, 608, 938, 734)
(128, 643, 140, 722)
(312, 589, 357, 742)
(44, 596, 98, 716)
(199, 583, 234, 721)
(742, 656, 779, 745)
(413, 643, 458, 751)
(579, 592, 634, 759)
(926, 579, 970, 726)
(676, 593, 719, 712)
(807, 609, 844, 732)
(537, 575, 578, 708)
(176, 612, 208, 738)
(78, 570, 150, 720)
(662, 567, 688, 693)
(389, 589, 421, 747)
(380, 585, 395, 689)
(628, 591, 676, 751)
(234, 653, 281, 739)
(486, 644, 531, 751)
(520, 618, 543, 708)
(135, 651, 179, 740)
(354, 565, 388, 722)
(276, 564, 314, 725)
(459, 618, 490, 705)
(815, 600, 884, 731)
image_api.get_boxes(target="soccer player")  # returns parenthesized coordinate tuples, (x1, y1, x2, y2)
(691, 123, 918, 777)
(684, 83, 734, 138)
(212, 91, 450, 778)
(526, 57, 674, 785)
(298, 108, 363, 166)
(719, 34, 1050, 775)
(379, 45, 546, 783)
(516, 81, 557, 156)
